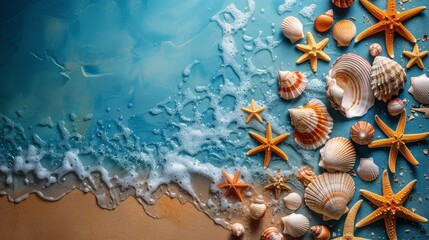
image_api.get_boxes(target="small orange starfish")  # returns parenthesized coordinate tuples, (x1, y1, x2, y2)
(247, 122, 290, 169)
(333, 200, 367, 240)
(356, 170, 427, 240)
(217, 170, 249, 202)
(296, 32, 330, 72)
(368, 110, 429, 173)
(264, 169, 291, 199)
(355, 0, 426, 58)
(241, 99, 266, 124)
(403, 44, 428, 69)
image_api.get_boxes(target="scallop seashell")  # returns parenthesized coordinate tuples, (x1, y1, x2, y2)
(332, 20, 356, 47)
(304, 172, 355, 220)
(249, 195, 267, 220)
(326, 53, 374, 118)
(408, 74, 429, 104)
(230, 223, 245, 237)
(369, 43, 382, 57)
(371, 56, 406, 102)
(387, 98, 405, 116)
(295, 166, 316, 187)
(283, 192, 302, 210)
(281, 16, 304, 44)
(281, 213, 310, 238)
(278, 71, 307, 100)
(310, 225, 331, 240)
(357, 157, 379, 182)
(288, 99, 333, 150)
(314, 9, 334, 32)
(319, 137, 356, 173)
(260, 227, 285, 240)
(332, 0, 355, 8)
(349, 121, 375, 145)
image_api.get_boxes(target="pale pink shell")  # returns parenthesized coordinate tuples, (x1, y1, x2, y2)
(369, 43, 382, 57)
(261, 227, 285, 240)
(278, 71, 307, 100)
(332, 20, 356, 47)
(387, 98, 405, 116)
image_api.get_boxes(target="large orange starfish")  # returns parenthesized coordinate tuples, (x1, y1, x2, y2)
(368, 110, 429, 173)
(333, 200, 367, 240)
(355, 0, 426, 58)
(247, 122, 290, 169)
(217, 170, 249, 202)
(356, 170, 427, 240)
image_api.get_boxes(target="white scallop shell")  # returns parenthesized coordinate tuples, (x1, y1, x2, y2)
(408, 74, 429, 104)
(387, 98, 405, 116)
(283, 192, 302, 210)
(319, 137, 356, 173)
(326, 53, 374, 118)
(281, 16, 304, 44)
(304, 172, 355, 220)
(371, 56, 406, 102)
(332, 20, 356, 47)
(261, 227, 285, 240)
(278, 71, 307, 100)
(230, 223, 245, 237)
(281, 213, 310, 238)
(310, 225, 331, 240)
(357, 157, 379, 182)
(249, 195, 266, 220)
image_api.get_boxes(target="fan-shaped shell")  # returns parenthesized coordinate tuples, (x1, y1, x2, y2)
(332, 0, 355, 8)
(310, 225, 331, 240)
(304, 172, 355, 220)
(288, 99, 333, 149)
(314, 9, 334, 32)
(369, 43, 382, 57)
(319, 137, 356, 173)
(281, 16, 304, 44)
(281, 213, 310, 238)
(387, 98, 405, 116)
(278, 71, 307, 100)
(371, 56, 406, 102)
(261, 227, 285, 240)
(357, 157, 379, 182)
(332, 20, 356, 47)
(250, 195, 267, 220)
(349, 121, 375, 145)
(231, 223, 245, 237)
(295, 166, 316, 186)
(283, 192, 302, 210)
(408, 74, 429, 104)
(326, 53, 374, 118)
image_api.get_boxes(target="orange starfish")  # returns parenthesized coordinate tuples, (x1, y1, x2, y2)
(217, 170, 249, 202)
(356, 170, 427, 240)
(368, 110, 429, 173)
(355, 0, 426, 58)
(296, 32, 330, 72)
(247, 122, 290, 169)
(333, 200, 367, 240)
(403, 44, 428, 69)
(241, 99, 266, 124)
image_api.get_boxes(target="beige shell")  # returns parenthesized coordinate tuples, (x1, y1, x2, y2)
(261, 227, 285, 240)
(387, 98, 405, 116)
(230, 223, 245, 237)
(332, 20, 356, 47)
(304, 172, 355, 221)
(250, 195, 267, 220)
(369, 43, 382, 57)
(349, 121, 375, 145)
(288, 99, 333, 150)
(319, 137, 356, 173)
(357, 157, 379, 182)
(283, 192, 302, 210)
(332, 0, 355, 8)
(281, 213, 310, 238)
(371, 56, 406, 102)
(295, 166, 316, 186)
(408, 74, 429, 104)
(326, 53, 374, 118)
(281, 16, 304, 44)
(314, 9, 334, 32)
(310, 225, 331, 240)
(278, 71, 307, 100)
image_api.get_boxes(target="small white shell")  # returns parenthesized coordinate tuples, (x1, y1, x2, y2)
(319, 137, 356, 173)
(261, 227, 285, 240)
(281, 16, 304, 44)
(310, 225, 331, 240)
(278, 71, 307, 100)
(371, 56, 406, 102)
(369, 43, 382, 57)
(387, 98, 405, 116)
(281, 213, 310, 238)
(357, 157, 379, 182)
(249, 195, 267, 220)
(332, 20, 356, 47)
(408, 74, 429, 104)
(283, 192, 302, 210)
(231, 223, 245, 237)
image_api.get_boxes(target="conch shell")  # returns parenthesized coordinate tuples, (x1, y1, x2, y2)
(310, 225, 330, 240)
(371, 56, 406, 102)
(261, 227, 285, 240)
(230, 223, 245, 237)
(408, 74, 429, 104)
(319, 137, 356, 173)
(249, 195, 266, 220)
(278, 71, 307, 100)
(281, 213, 309, 238)
(281, 16, 304, 44)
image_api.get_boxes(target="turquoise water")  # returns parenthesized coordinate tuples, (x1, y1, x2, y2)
(0, 0, 428, 239)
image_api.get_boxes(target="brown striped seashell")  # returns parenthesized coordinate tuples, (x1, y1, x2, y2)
(349, 121, 375, 145)
(304, 172, 355, 220)
(314, 9, 334, 32)
(278, 71, 307, 100)
(288, 99, 333, 150)
(371, 56, 406, 102)
(283, 192, 302, 210)
(319, 137, 356, 173)
(249, 195, 267, 220)
(230, 223, 245, 237)
(369, 43, 382, 57)
(261, 227, 285, 240)
(387, 98, 405, 116)
(281, 16, 304, 44)
(310, 225, 331, 240)
(332, 20, 356, 47)
(295, 166, 316, 187)
(281, 213, 310, 238)
(332, 0, 355, 8)
(357, 157, 379, 182)
(408, 74, 429, 104)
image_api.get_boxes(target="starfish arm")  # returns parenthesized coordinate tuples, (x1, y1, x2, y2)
(388, 144, 399, 173)
(395, 180, 417, 205)
(360, 189, 386, 207)
(254, 113, 263, 123)
(359, 0, 386, 20)
(264, 183, 275, 190)
(274, 188, 281, 199)
(396, 110, 406, 135)
(245, 114, 254, 124)
(397, 206, 428, 222)
(265, 122, 272, 142)
(217, 183, 231, 188)
(385, 28, 395, 58)
(248, 132, 267, 144)
(403, 132, 429, 143)
(384, 214, 397, 240)
(354, 238, 369, 240)
(395, 23, 417, 44)
(315, 37, 329, 49)
(296, 52, 310, 64)
(317, 51, 331, 62)
(355, 22, 384, 43)
(271, 145, 288, 161)
(233, 182, 249, 188)
(306, 32, 316, 46)
(279, 183, 291, 192)
(272, 133, 290, 145)
(247, 144, 268, 156)
(310, 57, 318, 72)
(415, 57, 425, 69)
(265, 173, 276, 182)
(397, 6, 426, 22)
(368, 138, 394, 148)
(221, 170, 233, 182)
(232, 170, 240, 182)
(398, 143, 419, 166)
(356, 208, 385, 228)
(233, 189, 245, 202)
(343, 200, 363, 236)
(375, 115, 396, 137)
(403, 50, 414, 58)
(241, 107, 252, 114)
(381, 170, 395, 197)
(223, 187, 234, 198)
(296, 44, 312, 52)
(405, 56, 418, 69)
(263, 149, 272, 169)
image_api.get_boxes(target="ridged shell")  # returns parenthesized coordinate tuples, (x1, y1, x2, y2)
(387, 98, 405, 116)
(278, 71, 307, 100)
(326, 53, 374, 118)
(231, 223, 245, 237)
(357, 157, 379, 182)
(281, 213, 310, 238)
(371, 56, 406, 102)
(250, 195, 267, 220)
(332, 0, 355, 8)
(332, 20, 356, 47)
(349, 121, 375, 145)
(295, 166, 316, 187)
(281, 16, 304, 44)
(319, 137, 356, 173)
(283, 192, 302, 210)
(369, 43, 382, 57)
(310, 225, 331, 240)
(261, 227, 285, 240)
(314, 9, 334, 32)
(408, 74, 429, 104)
(288, 99, 333, 150)
(304, 172, 355, 221)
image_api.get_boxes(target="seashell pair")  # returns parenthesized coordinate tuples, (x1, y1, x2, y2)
(281, 16, 304, 44)
(310, 225, 330, 240)
(278, 71, 307, 100)
(230, 223, 245, 237)
(409, 74, 429, 104)
(261, 227, 285, 240)
(319, 137, 356, 173)
(371, 56, 406, 102)
(288, 99, 333, 150)
(281, 213, 309, 238)
(283, 192, 302, 210)
(333, 20, 356, 47)
(295, 166, 316, 186)
(387, 98, 405, 116)
(304, 172, 355, 220)
(250, 195, 267, 220)
(326, 53, 374, 118)
(332, 0, 355, 8)
(369, 43, 382, 57)
(357, 157, 379, 182)
(349, 121, 375, 145)
(314, 10, 334, 32)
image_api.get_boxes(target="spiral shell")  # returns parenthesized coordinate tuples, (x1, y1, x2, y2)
(332, 20, 356, 47)
(408, 74, 429, 104)
(319, 137, 356, 173)
(281, 16, 304, 44)
(250, 195, 267, 220)
(357, 157, 379, 182)
(332, 0, 355, 8)
(369, 43, 382, 57)
(310, 225, 331, 240)
(304, 172, 355, 220)
(295, 166, 316, 187)
(278, 71, 307, 100)
(283, 192, 302, 210)
(371, 56, 406, 102)
(314, 9, 334, 32)
(349, 121, 375, 145)
(231, 223, 245, 237)
(387, 98, 405, 116)
(281, 213, 310, 238)
(261, 227, 285, 240)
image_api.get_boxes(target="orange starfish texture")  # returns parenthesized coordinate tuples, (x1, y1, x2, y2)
(217, 170, 249, 202)
(247, 122, 290, 169)
(355, 0, 426, 58)
(333, 200, 367, 240)
(403, 44, 428, 69)
(368, 110, 429, 173)
(356, 170, 427, 240)
(241, 99, 266, 124)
